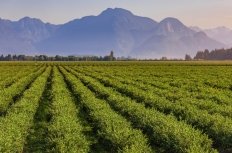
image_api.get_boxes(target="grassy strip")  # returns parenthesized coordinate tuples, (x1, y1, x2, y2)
(0, 66, 46, 114)
(0, 66, 51, 152)
(23, 67, 53, 153)
(75, 67, 232, 118)
(0, 66, 39, 89)
(72, 67, 232, 149)
(67, 66, 217, 153)
(48, 66, 91, 152)
(60, 66, 153, 153)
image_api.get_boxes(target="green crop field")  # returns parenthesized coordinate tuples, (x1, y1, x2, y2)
(0, 61, 232, 153)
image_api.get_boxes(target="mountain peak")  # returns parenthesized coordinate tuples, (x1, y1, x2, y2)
(160, 17, 185, 28)
(19, 16, 34, 20)
(0, 18, 12, 24)
(194, 31, 208, 37)
(18, 17, 44, 24)
(0, 8, 226, 58)
(161, 17, 182, 22)
(100, 8, 133, 17)
(155, 17, 194, 36)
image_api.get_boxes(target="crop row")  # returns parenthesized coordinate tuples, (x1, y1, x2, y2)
(0, 66, 46, 114)
(49, 66, 90, 152)
(69, 66, 232, 149)
(60, 66, 153, 153)
(65, 66, 216, 153)
(0, 66, 30, 82)
(79, 68, 232, 118)
(0, 66, 51, 152)
(0, 66, 40, 89)
(76, 66, 232, 106)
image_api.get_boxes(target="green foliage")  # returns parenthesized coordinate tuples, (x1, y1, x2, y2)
(0, 66, 46, 114)
(65, 66, 217, 153)
(0, 67, 51, 152)
(49, 67, 90, 152)
(73, 66, 232, 149)
(0, 61, 232, 153)
(60, 66, 152, 153)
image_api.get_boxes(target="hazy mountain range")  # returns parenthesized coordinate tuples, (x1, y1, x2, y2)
(190, 26, 232, 47)
(0, 8, 230, 58)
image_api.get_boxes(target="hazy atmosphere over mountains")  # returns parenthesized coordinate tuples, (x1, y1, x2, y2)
(0, 8, 229, 58)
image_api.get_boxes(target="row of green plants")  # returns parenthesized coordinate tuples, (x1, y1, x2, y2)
(0, 66, 46, 114)
(66, 66, 216, 153)
(60, 66, 153, 153)
(74, 67, 232, 120)
(78, 66, 232, 106)
(0, 66, 39, 89)
(49, 66, 91, 152)
(82, 65, 232, 98)
(0, 62, 231, 152)
(74, 67, 232, 149)
(0, 66, 34, 82)
(0, 67, 51, 152)
(81, 68, 232, 118)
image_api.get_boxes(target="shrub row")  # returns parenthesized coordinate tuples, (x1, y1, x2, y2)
(0, 66, 46, 114)
(49, 66, 90, 152)
(60, 66, 153, 153)
(67, 66, 217, 153)
(72, 66, 232, 149)
(0, 67, 51, 152)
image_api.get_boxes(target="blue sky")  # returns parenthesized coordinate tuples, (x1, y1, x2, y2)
(1, 0, 232, 28)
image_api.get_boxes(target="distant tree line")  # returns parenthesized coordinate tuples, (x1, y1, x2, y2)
(6, 48, 232, 61)
(0, 51, 116, 61)
(193, 48, 232, 60)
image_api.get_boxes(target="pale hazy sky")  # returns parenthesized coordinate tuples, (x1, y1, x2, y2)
(0, 0, 232, 29)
